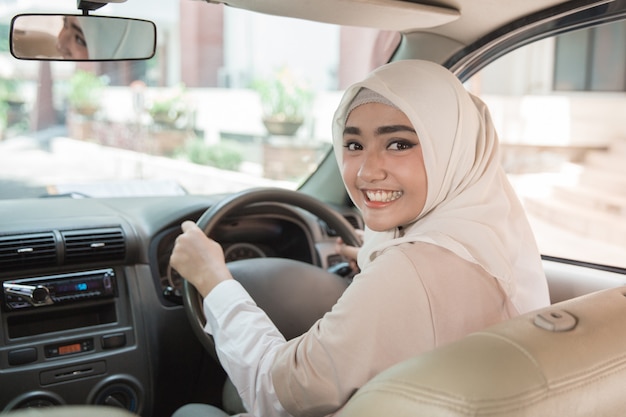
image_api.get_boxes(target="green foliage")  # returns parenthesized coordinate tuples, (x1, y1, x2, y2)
(0, 78, 23, 131)
(0, 77, 20, 101)
(68, 70, 106, 112)
(0, 100, 7, 130)
(0, 24, 9, 52)
(179, 139, 243, 171)
(252, 66, 313, 122)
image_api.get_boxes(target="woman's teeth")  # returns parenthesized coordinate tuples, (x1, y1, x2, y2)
(365, 190, 403, 202)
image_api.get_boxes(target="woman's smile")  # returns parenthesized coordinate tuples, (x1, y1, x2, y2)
(364, 189, 403, 204)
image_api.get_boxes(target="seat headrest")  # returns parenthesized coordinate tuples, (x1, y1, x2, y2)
(339, 286, 626, 417)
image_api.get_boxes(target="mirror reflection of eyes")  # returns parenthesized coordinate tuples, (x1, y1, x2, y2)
(76, 35, 87, 49)
(62, 16, 87, 49)
(57, 16, 88, 59)
(10, 14, 156, 61)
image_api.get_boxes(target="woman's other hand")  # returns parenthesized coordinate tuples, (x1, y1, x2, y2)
(335, 229, 364, 273)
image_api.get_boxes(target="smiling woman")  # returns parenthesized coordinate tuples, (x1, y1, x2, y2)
(169, 60, 550, 417)
(332, 60, 551, 315)
(340, 93, 427, 232)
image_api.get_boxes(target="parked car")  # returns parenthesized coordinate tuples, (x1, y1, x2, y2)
(1, 0, 626, 416)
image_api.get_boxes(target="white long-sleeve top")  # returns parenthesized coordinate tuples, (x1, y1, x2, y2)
(204, 278, 291, 416)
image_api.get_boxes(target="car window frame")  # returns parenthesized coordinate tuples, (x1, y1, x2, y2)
(447, 0, 624, 81)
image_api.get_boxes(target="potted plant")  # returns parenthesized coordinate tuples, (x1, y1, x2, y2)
(67, 70, 106, 117)
(253, 66, 313, 136)
(147, 84, 190, 129)
(144, 84, 194, 155)
(65, 70, 106, 141)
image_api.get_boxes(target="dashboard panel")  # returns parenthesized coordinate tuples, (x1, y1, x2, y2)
(0, 194, 361, 416)
(154, 204, 322, 305)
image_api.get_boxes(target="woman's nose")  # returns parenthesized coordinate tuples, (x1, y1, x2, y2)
(358, 150, 386, 182)
(57, 32, 69, 48)
(58, 30, 68, 44)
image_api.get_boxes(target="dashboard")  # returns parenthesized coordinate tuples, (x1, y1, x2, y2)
(154, 203, 339, 304)
(0, 194, 361, 416)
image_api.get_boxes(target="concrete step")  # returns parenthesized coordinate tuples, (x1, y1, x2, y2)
(578, 167, 626, 197)
(584, 151, 626, 176)
(524, 196, 626, 247)
(608, 139, 626, 156)
(552, 185, 626, 216)
(521, 139, 626, 250)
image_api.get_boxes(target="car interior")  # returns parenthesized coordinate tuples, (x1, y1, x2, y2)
(1, 0, 626, 416)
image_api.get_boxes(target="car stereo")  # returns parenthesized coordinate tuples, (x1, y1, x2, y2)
(2, 269, 117, 310)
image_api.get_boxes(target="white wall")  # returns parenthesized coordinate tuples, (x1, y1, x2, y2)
(100, 86, 344, 143)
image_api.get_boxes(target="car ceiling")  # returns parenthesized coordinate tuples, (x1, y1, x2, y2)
(204, 0, 585, 45)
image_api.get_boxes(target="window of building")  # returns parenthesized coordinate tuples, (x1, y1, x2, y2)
(554, 20, 626, 91)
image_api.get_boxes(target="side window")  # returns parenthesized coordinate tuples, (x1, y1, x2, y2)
(467, 20, 626, 269)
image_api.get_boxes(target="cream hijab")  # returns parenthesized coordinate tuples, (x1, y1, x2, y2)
(79, 17, 155, 60)
(332, 60, 550, 314)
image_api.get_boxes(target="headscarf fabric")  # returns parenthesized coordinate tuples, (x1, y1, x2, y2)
(78, 16, 155, 60)
(332, 60, 549, 314)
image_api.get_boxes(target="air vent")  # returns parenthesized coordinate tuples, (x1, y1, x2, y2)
(0, 232, 57, 270)
(323, 214, 362, 237)
(343, 214, 361, 230)
(62, 227, 126, 264)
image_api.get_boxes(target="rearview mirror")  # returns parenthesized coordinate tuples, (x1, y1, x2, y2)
(10, 14, 156, 61)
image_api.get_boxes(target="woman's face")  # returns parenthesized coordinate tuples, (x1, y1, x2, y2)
(57, 16, 88, 59)
(342, 102, 428, 232)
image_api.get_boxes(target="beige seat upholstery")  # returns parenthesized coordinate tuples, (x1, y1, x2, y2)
(339, 286, 626, 417)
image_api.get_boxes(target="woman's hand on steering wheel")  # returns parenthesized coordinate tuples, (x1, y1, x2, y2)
(170, 220, 233, 297)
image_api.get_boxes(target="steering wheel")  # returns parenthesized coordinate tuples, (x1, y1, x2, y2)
(180, 187, 361, 360)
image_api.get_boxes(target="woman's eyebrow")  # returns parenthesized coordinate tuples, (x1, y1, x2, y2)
(376, 125, 416, 135)
(71, 22, 84, 35)
(343, 124, 417, 136)
(343, 126, 360, 136)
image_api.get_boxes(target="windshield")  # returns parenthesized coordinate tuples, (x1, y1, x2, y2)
(0, 1, 399, 199)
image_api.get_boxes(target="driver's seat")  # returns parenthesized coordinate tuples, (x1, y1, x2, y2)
(338, 286, 626, 416)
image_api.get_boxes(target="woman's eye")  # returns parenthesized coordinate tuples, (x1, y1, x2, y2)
(75, 36, 87, 48)
(388, 140, 415, 151)
(344, 142, 362, 151)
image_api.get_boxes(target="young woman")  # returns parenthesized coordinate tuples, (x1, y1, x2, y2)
(170, 60, 550, 417)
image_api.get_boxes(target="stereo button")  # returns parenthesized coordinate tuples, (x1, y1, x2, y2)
(32, 286, 50, 303)
(101, 333, 126, 349)
(8, 347, 37, 366)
